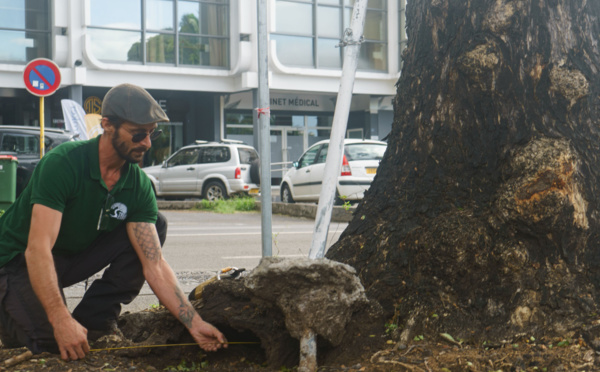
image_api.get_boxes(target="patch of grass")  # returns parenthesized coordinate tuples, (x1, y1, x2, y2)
(193, 196, 257, 214)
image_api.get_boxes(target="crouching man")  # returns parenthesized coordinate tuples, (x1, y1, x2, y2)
(0, 83, 227, 360)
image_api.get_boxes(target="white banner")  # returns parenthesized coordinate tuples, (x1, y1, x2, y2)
(61, 99, 89, 140)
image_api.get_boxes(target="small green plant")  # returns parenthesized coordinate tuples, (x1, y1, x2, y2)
(164, 359, 207, 371)
(194, 196, 257, 214)
(413, 335, 424, 341)
(149, 303, 160, 309)
(384, 304, 401, 335)
(0, 210, 4, 218)
(556, 339, 570, 347)
(384, 322, 398, 334)
(337, 195, 352, 211)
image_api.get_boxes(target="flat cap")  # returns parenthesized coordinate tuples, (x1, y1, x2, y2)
(101, 83, 169, 124)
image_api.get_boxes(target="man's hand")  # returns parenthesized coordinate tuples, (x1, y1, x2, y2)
(126, 222, 227, 353)
(189, 318, 228, 352)
(52, 315, 89, 361)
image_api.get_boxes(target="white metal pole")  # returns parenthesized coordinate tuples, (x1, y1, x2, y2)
(300, 1, 369, 371)
(308, 0, 368, 260)
(257, 0, 272, 257)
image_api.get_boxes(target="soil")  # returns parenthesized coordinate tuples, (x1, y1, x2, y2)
(1, 329, 599, 371)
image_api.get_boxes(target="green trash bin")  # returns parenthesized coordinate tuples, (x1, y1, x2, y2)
(0, 155, 18, 211)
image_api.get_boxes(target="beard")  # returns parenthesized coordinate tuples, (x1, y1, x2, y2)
(111, 128, 146, 164)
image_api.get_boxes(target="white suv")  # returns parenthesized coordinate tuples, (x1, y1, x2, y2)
(142, 141, 260, 201)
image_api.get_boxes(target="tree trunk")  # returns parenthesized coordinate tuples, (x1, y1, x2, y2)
(327, 0, 600, 344)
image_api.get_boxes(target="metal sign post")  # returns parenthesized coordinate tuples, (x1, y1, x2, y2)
(257, 0, 272, 258)
(23, 58, 62, 158)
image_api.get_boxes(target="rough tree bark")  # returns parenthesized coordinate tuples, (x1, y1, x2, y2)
(327, 0, 600, 344)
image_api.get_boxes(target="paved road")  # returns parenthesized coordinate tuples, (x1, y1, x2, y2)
(162, 210, 348, 271)
(65, 210, 348, 313)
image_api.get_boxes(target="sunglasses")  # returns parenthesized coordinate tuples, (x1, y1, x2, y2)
(131, 129, 163, 143)
(97, 193, 115, 231)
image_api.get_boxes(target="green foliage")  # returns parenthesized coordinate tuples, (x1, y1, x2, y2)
(0, 209, 4, 218)
(337, 195, 352, 211)
(193, 197, 257, 214)
(440, 333, 460, 345)
(384, 322, 398, 334)
(385, 304, 401, 335)
(556, 339, 570, 347)
(164, 359, 208, 371)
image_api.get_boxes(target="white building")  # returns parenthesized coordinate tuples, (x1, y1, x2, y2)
(0, 0, 406, 182)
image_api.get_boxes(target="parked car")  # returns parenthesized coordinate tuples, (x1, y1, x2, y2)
(0, 125, 77, 196)
(280, 139, 387, 204)
(142, 140, 260, 201)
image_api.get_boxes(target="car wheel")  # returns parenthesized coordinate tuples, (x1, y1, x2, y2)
(203, 181, 227, 201)
(281, 184, 295, 204)
(250, 159, 261, 185)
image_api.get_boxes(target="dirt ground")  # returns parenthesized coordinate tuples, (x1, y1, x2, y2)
(1, 331, 599, 371)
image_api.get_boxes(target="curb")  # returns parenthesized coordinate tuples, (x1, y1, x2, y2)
(156, 200, 355, 223)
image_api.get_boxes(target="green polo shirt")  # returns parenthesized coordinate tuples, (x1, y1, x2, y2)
(0, 136, 158, 267)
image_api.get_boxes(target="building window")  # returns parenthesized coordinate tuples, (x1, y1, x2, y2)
(0, 0, 51, 63)
(87, 0, 229, 68)
(272, 0, 387, 72)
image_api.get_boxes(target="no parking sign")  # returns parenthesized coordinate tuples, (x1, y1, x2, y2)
(23, 58, 62, 158)
(23, 58, 61, 97)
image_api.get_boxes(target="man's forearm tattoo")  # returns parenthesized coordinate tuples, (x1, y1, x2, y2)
(175, 286, 196, 328)
(132, 223, 160, 261)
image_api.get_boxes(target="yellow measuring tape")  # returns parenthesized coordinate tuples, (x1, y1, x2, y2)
(90, 342, 260, 352)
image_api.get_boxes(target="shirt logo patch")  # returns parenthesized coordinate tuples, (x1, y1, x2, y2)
(108, 202, 128, 220)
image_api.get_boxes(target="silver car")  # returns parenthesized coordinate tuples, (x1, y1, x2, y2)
(280, 139, 387, 204)
(143, 141, 260, 201)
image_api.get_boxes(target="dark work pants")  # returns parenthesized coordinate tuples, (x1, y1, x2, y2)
(0, 212, 167, 354)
